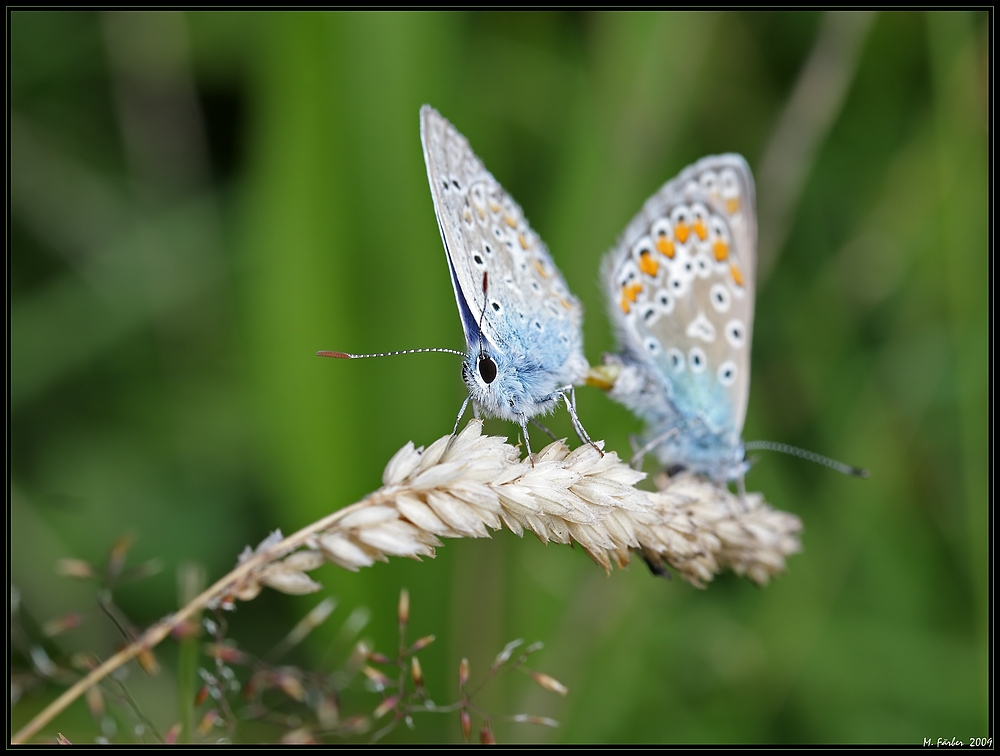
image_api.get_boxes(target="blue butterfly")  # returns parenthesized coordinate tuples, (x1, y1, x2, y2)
(419, 106, 594, 455)
(598, 155, 757, 482)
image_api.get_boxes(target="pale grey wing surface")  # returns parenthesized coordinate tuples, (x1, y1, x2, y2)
(606, 155, 756, 436)
(420, 106, 583, 370)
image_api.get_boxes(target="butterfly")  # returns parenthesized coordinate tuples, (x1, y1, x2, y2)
(418, 106, 594, 456)
(597, 155, 757, 483)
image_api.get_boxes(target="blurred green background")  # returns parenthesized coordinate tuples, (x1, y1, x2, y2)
(11, 11, 987, 744)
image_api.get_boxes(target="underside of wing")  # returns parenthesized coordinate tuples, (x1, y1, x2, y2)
(604, 155, 757, 443)
(420, 106, 585, 382)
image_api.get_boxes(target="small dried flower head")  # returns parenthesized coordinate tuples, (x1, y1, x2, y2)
(527, 670, 568, 696)
(317, 695, 340, 730)
(459, 657, 470, 689)
(408, 634, 435, 654)
(362, 665, 391, 692)
(106, 535, 135, 583)
(398, 588, 410, 626)
(85, 686, 105, 718)
(410, 656, 424, 689)
(339, 715, 370, 735)
(205, 643, 245, 665)
(164, 723, 182, 745)
(42, 612, 85, 637)
(373, 694, 400, 720)
(491, 638, 524, 671)
(509, 714, 559, 728)
(480, 722, 496, 744)
(137, 647, 159, 676)
(56, 559, 95, 580)
(460, 708, 472, 742)
(280, 727, 316, 745)
(275, 670, 306, 702)
(196, 709, 220, 736)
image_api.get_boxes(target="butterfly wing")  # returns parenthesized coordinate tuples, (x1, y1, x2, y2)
(420, 106, 587, 401)
(604, 155, 756, 479)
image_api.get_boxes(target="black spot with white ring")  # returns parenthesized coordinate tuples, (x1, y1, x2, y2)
(725, 319, 746, 348)
(688, 347, 707, 373)
(710, 284, 731, 313)
(656, 289, 674, 314)
(667, 348, 684, 373)
(717, 360, 738, 387)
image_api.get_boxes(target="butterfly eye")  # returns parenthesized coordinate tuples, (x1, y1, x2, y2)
(478, 355, 498, 384)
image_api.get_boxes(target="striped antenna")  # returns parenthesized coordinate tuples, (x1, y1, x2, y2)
(745, 441, 869, 478)
(317, 348, 465, 359)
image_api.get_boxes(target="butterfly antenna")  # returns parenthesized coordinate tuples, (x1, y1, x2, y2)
(317, 348, 464, 359)
(744, 441, 869, 478)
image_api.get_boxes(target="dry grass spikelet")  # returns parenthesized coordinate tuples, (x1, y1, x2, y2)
(226, 419, 803, 598)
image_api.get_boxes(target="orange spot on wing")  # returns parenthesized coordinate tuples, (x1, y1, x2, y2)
(619, 281, 643, 312)
(730, 263, 744, 287)
(519, 233, 530, 250)
(504, 215, 518, 228)
(638, 250, 659, 277)
(713, 239, 729, 261)
(476, 206, 487, 220)
(655, 236, 675, 258)
(694, 218, 708, 241)
(626, 282, 642, 301)
(559, 296, 573, 309)
(726, 197, 740, 215)
(533, 259, 549, 278)
(674, 222, 690, 243)
(488, 201, 500, 214)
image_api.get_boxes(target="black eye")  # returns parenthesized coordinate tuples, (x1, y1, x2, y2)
(478, 356, 497, 384)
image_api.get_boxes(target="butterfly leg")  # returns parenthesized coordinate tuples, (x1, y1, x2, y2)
(451, 395, 472, 437)
(629, 428, 679, 470)
(557, 386, 603, 457)
(519, 417, 535, 465)
(530, 418, 558, 442)
(736, 474, 748, 510)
